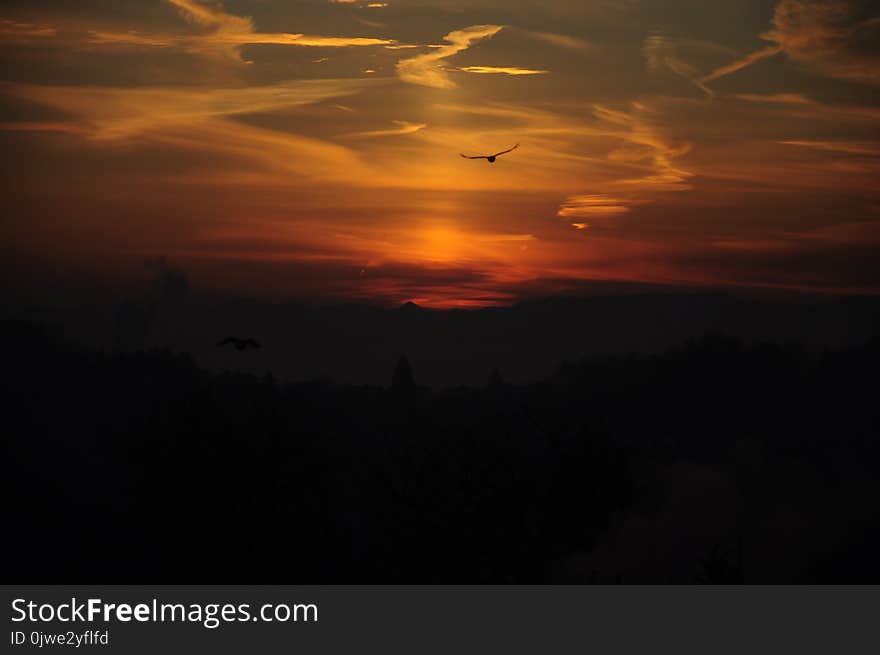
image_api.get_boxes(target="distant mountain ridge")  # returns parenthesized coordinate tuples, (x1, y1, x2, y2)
(9, 292, 880, 387)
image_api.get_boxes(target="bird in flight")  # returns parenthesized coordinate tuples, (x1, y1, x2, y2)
(217, 337, 261, 351)
(460, 143, 519, 163)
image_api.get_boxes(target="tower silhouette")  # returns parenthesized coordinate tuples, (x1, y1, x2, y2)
(391, 355, 416, 394)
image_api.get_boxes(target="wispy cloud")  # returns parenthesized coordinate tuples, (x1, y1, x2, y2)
(86, 30, 178, 47)
(734, 92, 880, 124)
(643, 34, 714, 98)
(592, 104, 693, 189)
(734, 93, 813, 105)
(765, 0, 880, 85)
(343, 120, 427, 138)
(557, 195, 631, 219)
(701, 0, 880, 86)
(4, 0, 879, 303)
(700, 45, 783, 83)
(523, 30, 594, 52)
(556, 103, 694, 227)
(780, 140, 880, 156)
(77, 0, 395, 61)
(0, 121, 90, 136)
(396, 25, 504, 88)
(0, 19, 57, 42)
(165, 0, 260, 60)
(459, 66, 548, 76)
(167, 0, 252, 35)
(84, 29, 395, 57)
(10, 79, 370, 140)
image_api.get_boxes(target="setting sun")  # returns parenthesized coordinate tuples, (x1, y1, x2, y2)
(1, 0, 878, 304)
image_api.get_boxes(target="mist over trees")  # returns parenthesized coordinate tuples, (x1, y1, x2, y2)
(4, 313, 879, 583)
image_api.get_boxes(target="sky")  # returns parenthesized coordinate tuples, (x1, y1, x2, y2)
(1, 0, 879, 307)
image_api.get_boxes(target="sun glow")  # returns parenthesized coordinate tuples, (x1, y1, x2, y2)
(418, 225, 465, 262)
(3, 0, 879, 306)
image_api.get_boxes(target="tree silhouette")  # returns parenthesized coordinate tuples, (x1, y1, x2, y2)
(487, 367, 504, 390)
(4, 316, 880, 584)
(391, 354, 416, 393)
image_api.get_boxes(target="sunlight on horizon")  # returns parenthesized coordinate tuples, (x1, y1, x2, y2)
(1, 0, 878, 305)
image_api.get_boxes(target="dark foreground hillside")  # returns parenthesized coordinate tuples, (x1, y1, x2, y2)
(18, 292, 880, 387)
(3, 320, 879, 583)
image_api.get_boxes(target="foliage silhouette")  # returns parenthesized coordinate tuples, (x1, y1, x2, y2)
(3, 319, 880, 583)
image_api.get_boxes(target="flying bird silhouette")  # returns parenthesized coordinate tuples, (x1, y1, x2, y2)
(460, 143, 519, 163)
(217, 337, 261, 351)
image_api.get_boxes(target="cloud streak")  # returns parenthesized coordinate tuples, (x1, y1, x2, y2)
(10, 79, 370, 140)
(459, 66, 548, 76)
(556, 103, 694, 228)
(343, 120, 427, 138)
(557, 195, 631, 219)
(766, 0, 880, 85)
(780, 140, 880, 156)
(76, 0, 396, 61)
(701, 0, 880, 86)
(643, 34, 715, 98)
(3, 0, 880, 304)
(701, 45, 783, 83)
(0, 19, 57, 42)
(396, 25, 504, 88)
(524, 31, 594, 53)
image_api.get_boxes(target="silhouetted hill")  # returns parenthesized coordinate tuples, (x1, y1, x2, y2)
(3, 319, 879, 583)
(11, 292, 880, 387)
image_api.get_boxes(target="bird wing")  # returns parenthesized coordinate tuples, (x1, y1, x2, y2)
(460, 153, 488, 159)
(217, 337, 236, 346)
(491, 143, 519, 157)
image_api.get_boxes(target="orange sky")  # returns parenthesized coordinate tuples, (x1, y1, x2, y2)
(1, 0, 879, 306)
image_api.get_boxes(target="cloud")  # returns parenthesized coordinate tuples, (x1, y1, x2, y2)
(764, 0, 880, 85)
(700, 45, 783, 83)
(780, 140, 880, 156)
(591, 104, 693, 188)
(396, 25, 504, 88)
(556, 103, 694, 227)
(343, 120, 427, 138)
(0, 121, 91, 136)
(522, 30, 594, 52)
(167, 0, 250, 32)
(557, 195, 631, 219)
(0, 19, 57, 42)
(459, 66, 548, 76)
(4, 79, 398, 193)
(2, 0, 878, 306)
(643, 34, 715, 98)
(78, 0, 395, 61)
(84, 29, 394, 53)
(194, 217, 540, 307)
(233, 35, 390, 47)
(668, 227, 880, 294)
(701, 0, 880, 86)
(165, 0, 255, 60)
(86, 30, 178, 47)
(10, 79, 370, 140)
(733, 93, 813, 105)
(733, 93, 880, 125)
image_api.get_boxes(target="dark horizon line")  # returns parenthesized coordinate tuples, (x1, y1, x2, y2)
(5, 282, 880, 314)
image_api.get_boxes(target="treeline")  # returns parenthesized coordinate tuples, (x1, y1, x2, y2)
(4, 320, 879, 582)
